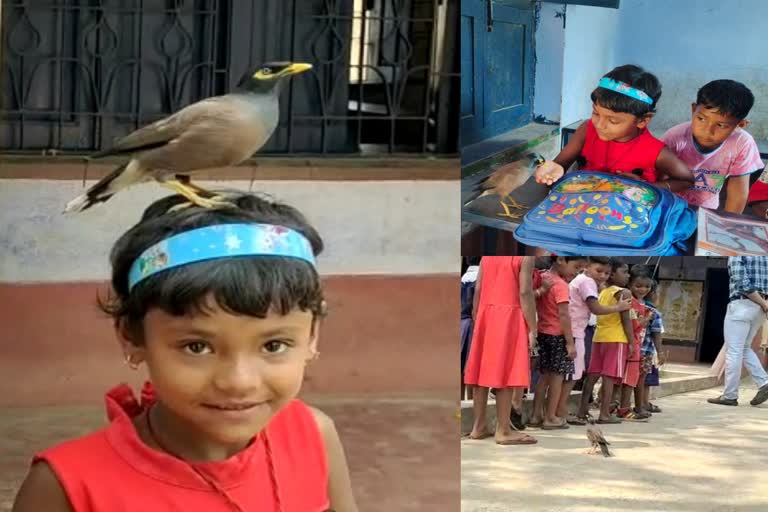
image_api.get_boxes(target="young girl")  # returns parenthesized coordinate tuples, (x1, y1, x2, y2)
(534, 65, 694, 192)
(617, 268, 654, 422)
(528, 256, 586, 430)
(464, 257, 538, 445)
(13, 193, 357, 512)
(576, 259, 633, 424)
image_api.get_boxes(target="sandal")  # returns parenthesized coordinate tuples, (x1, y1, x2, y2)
(648, 403, 662, 413)
(542, 420, 570, 430)
(596, 416, 622, 424)
(619, 410, 649, 422)
(526, 419, 544, 429)
(496, 433, 538, 445)
(566, 414, 587, 426)
(509, 407, 527, 431)
(462, 432, 492, 440)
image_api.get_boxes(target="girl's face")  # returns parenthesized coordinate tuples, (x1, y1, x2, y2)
(630, 277, 653, 300)
(611, 265, 630, 287)
(591, 103, 651, 143)
(584, 262, 611, 285)
(121, 295, 317, 447)
(556, 258, 587, 282)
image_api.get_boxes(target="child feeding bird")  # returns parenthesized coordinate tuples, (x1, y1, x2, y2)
(64, 62, 313, 213)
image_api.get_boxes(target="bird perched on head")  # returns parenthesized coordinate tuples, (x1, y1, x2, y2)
(586, 416, 612, 457)
(64, 62, 313, 213)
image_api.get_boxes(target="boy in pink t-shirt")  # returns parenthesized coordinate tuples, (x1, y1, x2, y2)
(662, 80, 764, 212)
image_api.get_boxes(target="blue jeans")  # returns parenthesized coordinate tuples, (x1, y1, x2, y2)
(723, 299, 768, 400)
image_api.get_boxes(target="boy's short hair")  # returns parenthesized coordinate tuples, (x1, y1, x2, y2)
(588, 256, 611, 265)
(696, 79, 754, 120)
(608, 258, 628, 272)
(590, 64, 662, 117)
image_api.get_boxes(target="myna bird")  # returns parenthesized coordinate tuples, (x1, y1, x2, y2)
(64, 62, 313, 213)
(586, 417, 612, 457)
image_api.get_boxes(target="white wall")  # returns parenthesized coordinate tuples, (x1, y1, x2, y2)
(616, 0, 768, 139)
(560, 4, 620, 127)
(533, 2, 565, 123)
(0, 180, 459, 282)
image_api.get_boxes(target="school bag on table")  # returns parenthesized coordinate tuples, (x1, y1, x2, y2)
(513, 171, 696, 255)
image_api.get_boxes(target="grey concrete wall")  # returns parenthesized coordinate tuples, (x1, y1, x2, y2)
(0, 179, 459, 282)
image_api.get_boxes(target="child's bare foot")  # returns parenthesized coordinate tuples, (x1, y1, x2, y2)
(495, 432, 538, 445)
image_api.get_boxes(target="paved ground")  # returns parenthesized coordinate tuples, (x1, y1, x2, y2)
(462, 382, 768, 512)
(0, 394, 459, 512)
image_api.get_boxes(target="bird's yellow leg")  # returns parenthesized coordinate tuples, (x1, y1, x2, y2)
(160, 179, 232, 209)
(174, 174, 216, 196)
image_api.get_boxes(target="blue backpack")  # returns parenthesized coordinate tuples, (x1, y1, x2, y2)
(513, 171, 696, 255)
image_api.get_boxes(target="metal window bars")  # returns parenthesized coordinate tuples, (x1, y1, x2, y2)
(0, 0, 459, 156)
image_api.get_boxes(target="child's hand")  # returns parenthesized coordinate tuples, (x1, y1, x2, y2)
(628, 345, 636, 360)
(657, 352, 667, 366)
(540, 278, 553, 294)
(534, 160, 565, 186)
(566, 343, 576, 360)
(614, 296, 632, 312)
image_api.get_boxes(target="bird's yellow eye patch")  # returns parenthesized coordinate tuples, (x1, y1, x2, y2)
(253, 67, 276, 80)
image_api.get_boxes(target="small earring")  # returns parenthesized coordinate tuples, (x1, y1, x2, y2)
(125, 354, 140, 370)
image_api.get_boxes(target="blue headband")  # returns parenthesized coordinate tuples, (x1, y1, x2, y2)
(127, 223, 316, 291)
(598, 77, 654, 105)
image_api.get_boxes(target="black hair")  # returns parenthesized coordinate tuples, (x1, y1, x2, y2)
(590, 64, 662, 117)
(696, 79, 754, 120)
(629, 265, 654, 283)
(549, 255, 588, 265)
(100, 192, 325, 345)
(608, 258, 628, 272)
(588, 256, 611, 265)
(466, 256, 482, 266)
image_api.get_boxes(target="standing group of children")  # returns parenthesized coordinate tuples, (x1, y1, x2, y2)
(528, 256, 667, 428)
(462, 256, 667, 446)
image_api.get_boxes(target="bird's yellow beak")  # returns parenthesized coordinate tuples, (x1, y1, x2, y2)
(284, 63, 313, 75)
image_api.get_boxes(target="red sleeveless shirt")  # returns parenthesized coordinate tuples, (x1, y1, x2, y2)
(33, 383, 330, 512)
(581, 119, 665, 183)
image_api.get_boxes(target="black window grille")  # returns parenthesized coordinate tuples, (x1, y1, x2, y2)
(1, 0, 459, 156)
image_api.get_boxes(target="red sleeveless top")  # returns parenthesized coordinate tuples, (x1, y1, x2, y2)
(33, 383, 330, 512)
(581, 120, 665, 183)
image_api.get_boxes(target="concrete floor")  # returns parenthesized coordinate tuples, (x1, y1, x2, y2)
(462, 382, 768, 512)
(0, 394, 459, 512)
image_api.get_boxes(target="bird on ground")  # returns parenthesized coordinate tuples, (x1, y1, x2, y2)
(586, 416, 612, 457)
(64, 62, 313, 213)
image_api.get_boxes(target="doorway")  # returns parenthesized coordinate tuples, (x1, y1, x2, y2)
(699, 268, 730, 363)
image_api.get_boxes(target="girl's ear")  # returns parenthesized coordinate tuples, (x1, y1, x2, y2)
(636, 113, 654, 129)
(115, 319, 146, 367)
(738, 119, 751, 129)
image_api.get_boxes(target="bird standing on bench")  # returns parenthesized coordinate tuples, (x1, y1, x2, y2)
(64, 62, 313, 213)
(586, 416, 612, 457)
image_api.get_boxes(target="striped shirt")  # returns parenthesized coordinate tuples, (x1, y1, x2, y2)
(728, 257, 768, 302)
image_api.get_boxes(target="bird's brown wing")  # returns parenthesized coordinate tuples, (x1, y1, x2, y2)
(136, 100, 272, 174)
(89, 97, 230, 159)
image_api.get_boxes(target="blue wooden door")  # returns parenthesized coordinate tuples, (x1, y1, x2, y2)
(461, 1, 534, 147)
(460, 0, 485, 146)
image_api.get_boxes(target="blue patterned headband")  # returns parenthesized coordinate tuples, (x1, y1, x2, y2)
(598, 77, 654, 105)
(127, 223, 316, 291)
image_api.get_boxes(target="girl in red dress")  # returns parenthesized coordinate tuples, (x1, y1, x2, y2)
(13, 193, 356, 512)
(464, 257, 538, 445)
